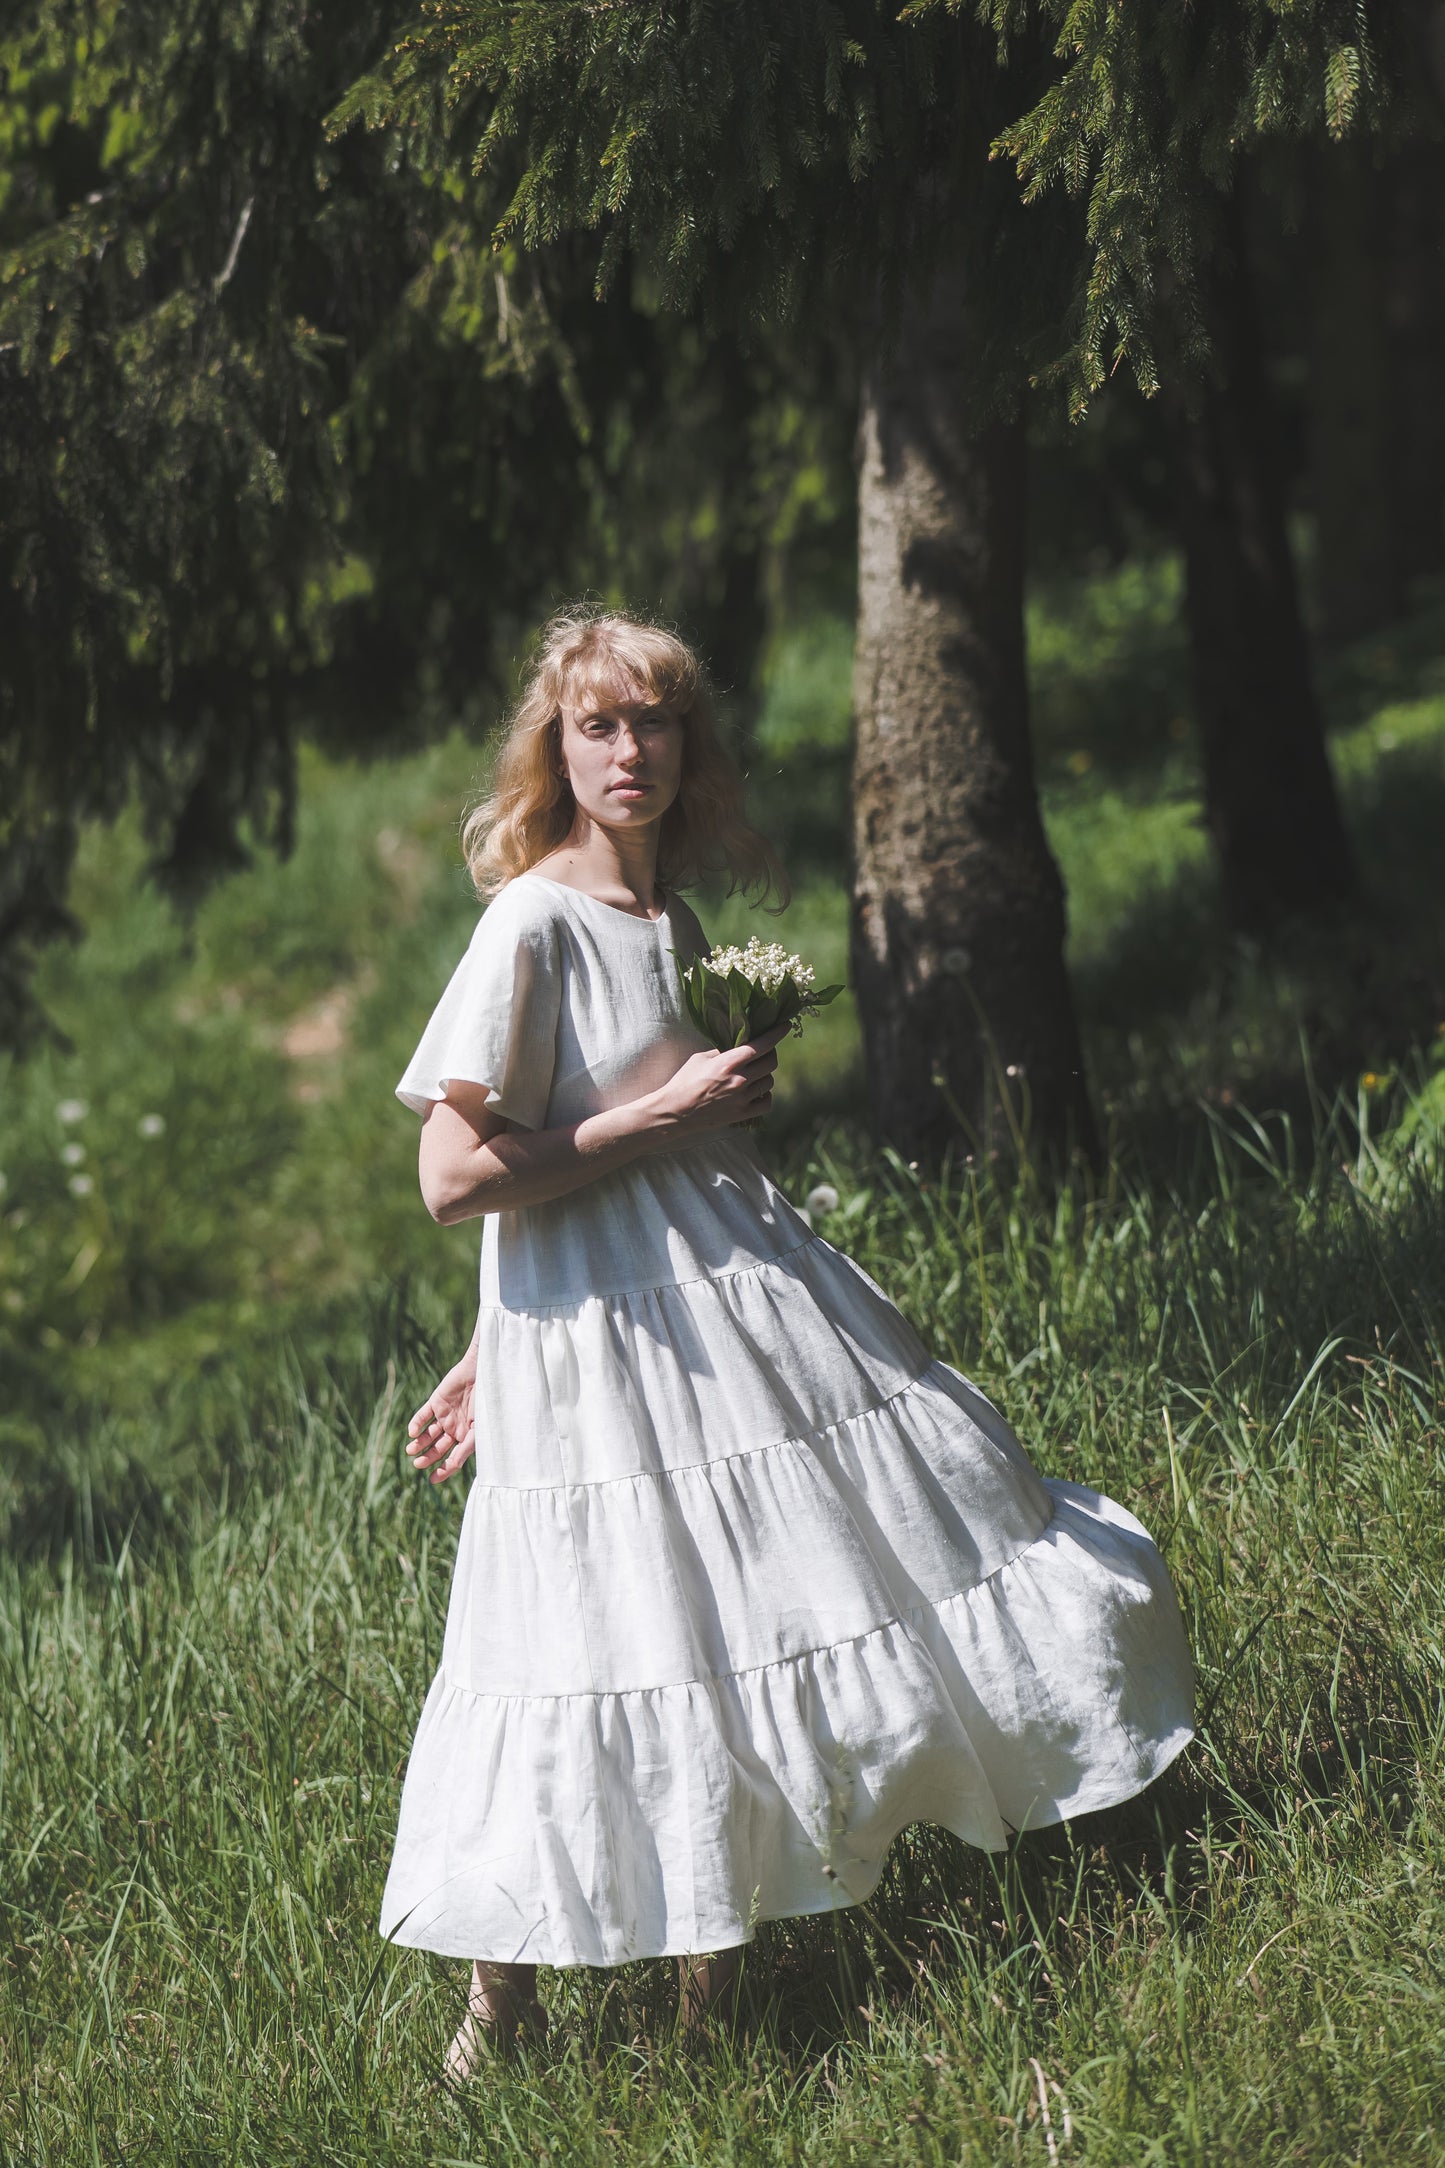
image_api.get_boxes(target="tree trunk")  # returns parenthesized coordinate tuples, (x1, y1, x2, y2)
(1309, 142, 1402, 642)
(850, 265, 1096, 1167)
(1166, 198, 1359, 929)
(1384, 138, 1445, 593)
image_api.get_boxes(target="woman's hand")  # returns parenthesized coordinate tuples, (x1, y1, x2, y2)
(649, 1020, 788, 1137)
(406, 1349, 478, 1484)
(414, 1021, 789, 1224)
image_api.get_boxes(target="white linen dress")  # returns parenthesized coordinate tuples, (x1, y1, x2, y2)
(379, 871, 1194, 1967)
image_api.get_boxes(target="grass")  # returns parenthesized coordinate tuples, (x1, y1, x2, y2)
(3, 564, 1445, 2160)
(4, 1101, 1444, 2161)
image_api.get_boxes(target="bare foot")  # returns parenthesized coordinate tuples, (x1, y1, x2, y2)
(444, 1962, 549, 2084)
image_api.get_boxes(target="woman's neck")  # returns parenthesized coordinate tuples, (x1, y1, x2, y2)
(531, 821, 663, 916)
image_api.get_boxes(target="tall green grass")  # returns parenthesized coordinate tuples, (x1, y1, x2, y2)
(3, 1091, 1443, 2161)
(3, 568, 1445, 2159)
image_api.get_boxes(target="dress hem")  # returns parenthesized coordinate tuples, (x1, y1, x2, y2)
(377, 1720, 1194, 1968)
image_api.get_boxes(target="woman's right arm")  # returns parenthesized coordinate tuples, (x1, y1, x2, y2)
(416, 1024, 787, 1224)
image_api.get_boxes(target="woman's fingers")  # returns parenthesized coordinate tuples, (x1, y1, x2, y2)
(411, 1428, 468, 1473)
(429, 1430, 476, 1484)
(409, 1396, 457, 1440)
(406, 1385, 475, 1478)
(407, 1397, 463, 1463)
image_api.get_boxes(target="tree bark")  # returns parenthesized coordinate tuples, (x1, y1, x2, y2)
(1309, 142, 1402, 642)
(1384, 138, 1445, 592)
(1165, 198, 1359, 929)
(850, 264, 1096, 1167)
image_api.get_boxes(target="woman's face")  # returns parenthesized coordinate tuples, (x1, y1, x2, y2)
(557, 674, 684, 837)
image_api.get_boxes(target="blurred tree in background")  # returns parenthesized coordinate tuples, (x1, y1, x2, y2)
(336, 0, 1434, 1153)
(0, 1, 846, 1040)
(2, 0, 1441, 1160)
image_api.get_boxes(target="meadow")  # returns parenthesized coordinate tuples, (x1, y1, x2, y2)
(2, 565, 1444, 2163)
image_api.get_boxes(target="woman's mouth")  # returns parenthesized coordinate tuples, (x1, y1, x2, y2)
(610, 782, 653, 797)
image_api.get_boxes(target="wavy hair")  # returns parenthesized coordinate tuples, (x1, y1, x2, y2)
(463, 607, 790, 908)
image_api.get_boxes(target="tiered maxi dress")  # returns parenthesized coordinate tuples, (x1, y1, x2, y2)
(380, 871, 1195, 1967)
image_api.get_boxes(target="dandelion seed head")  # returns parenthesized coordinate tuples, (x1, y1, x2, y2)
(138, 1113, 166, 1139)
(57, 1099, 87, 1125)
(805, 1183, 839, 1217)
(68, 1173, 94, 1198)
(60, 1142, 86, 1168)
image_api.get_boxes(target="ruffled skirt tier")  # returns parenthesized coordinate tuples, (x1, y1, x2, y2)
(381, 1160, 1194, 1966)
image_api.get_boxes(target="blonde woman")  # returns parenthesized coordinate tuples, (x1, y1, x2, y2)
(382, 608, 1194, 2076)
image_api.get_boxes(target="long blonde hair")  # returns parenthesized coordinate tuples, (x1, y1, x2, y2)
(464, 607, 790, 908)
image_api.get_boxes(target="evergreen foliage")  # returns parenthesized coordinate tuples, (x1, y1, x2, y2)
(2, 0, 1436, 1046)
(339, 0, 1424, 410)
(332, 1, 1076, 392)
(1, 2, 845, 1044)
(982, 0, 1416, 407)
(0, 1, 418, 1040)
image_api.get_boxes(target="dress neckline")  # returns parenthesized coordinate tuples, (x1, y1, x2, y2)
(519, 870, 671, 927)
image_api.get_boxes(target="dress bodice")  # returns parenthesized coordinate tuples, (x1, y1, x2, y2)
(395, 871, 813, 1309)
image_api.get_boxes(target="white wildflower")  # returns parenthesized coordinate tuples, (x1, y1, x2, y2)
(805, 1183, 840, 1218)
(60, 1142, 86, 1167)
(68, 1173, 94, 1198)
(705, 937, 815, 998)
(57, 1098, 88, 1125)
(138, 1113, 166, 1139)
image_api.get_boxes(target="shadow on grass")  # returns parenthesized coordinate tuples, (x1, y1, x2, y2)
(1029, 567, 1445, 796)
(1073, 737, 1445, 1158)
(697, 1638, 1432, 2070)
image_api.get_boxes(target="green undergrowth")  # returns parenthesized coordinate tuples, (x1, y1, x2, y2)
(3, 1094, 1444, 2161)
(4, 577, 1442, 1538)
(2, 570, 1444, 2159)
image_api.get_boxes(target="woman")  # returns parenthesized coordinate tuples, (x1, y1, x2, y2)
(381, 608, 1194, 2075)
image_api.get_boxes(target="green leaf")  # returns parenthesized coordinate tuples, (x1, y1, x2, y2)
(726, 966, 751, 1047)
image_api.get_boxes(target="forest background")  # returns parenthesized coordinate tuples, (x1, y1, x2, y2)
(2, 3, 1445, 2162)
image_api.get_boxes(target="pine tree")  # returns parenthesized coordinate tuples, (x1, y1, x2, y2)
(336, 0, 1438, 1140)
(1, 1, 415, 1039)
(990, 0, 1421, 928)
(337, 1, 1100, 1163)
(1162, 188, 1359, 925)
(0, 2, 853, 1046)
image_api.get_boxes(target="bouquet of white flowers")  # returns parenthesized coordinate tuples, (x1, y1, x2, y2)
(677, 936, 842, 1062)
